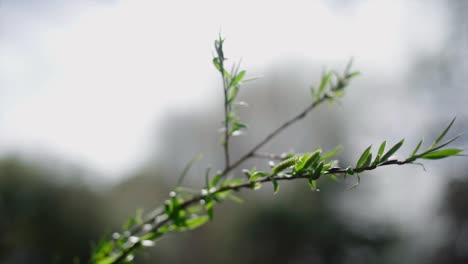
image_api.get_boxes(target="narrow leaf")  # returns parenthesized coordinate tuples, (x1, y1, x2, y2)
(356, 145, 372, 168)
(362, 153, 373, 168)
(378, 141, 386, 157)
(272, 179, 279, 194)
(185, 216, 209, 230)
(421, 148, 463, 160)
(249, 171, 269, 182)
(430, 117, 456, 149)
(381, 139, 404, 162)
(210, 174, 222, 188)
(318, 72, 332, 95)
(308, 178, 318, 191)
(321, 145, 343, 160)
(411, 139, 423, 157)
(272, 156, 298, 175)
(230, 70, 246, 87)
(228, 86, 239, 103)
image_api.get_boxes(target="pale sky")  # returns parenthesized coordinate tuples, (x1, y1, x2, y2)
(0, 0, 447, 179)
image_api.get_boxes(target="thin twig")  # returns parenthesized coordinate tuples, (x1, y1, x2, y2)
(222, 94, 331, 175)
(222, 63, 230, 170)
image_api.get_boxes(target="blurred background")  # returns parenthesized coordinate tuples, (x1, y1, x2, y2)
(1, 0, 468, 263)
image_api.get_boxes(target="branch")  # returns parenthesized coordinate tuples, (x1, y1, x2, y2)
(107, 157, 418, 263)
(222, 94, 331, 175)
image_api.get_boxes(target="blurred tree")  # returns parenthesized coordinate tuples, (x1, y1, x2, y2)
(0, 157, 107, 263)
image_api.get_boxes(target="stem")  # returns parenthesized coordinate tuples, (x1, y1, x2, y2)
(222, 94, 331, 175)
(222, 72, 230, 169)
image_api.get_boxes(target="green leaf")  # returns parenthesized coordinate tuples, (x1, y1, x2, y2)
(318, 72, 332, 95)
(221, 178, 244, 187)
(272, 179, 279, 194)
(313, 161, 324, 178)
(321, 145, 343, 160)
(430, 117, 456, 149)
(411, 139, 423, 157)
(205, 200, 214, 220)
(210, 174, 222, 188)
(227, 193, 244, 203)
(295, 150, 320, 172)
(213, 58, 221, 71)
(185, 216, 210, 230)
(322, 162, 331, 172)
(378, 141, 386, 157)
(141, 231, 164, 241)
(253, 182, 262, 190)
(356, 145, 372, 167)
(346, 71, 360, 79)
(97, 257, 118, 264)
(228, 86, 239, 103)
(362, 153, 372, 168)
(249, 171, 269, 182)
(230, 70, 246, 87)
(372, 153, 381, 166)
(308, 178, 319, 191)
(381, 139, 404, 162)
(421, 148, 463, 160)
(294, 152, 313, 172)
(272, 156, 298, 175)
(325, 174, 338, 182)
(231, 122, 247, 134)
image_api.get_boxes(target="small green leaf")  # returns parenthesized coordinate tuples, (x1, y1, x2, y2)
(325, 174, 338, 182)
(346, 71, 360, 79)
(378, 141, 386, 157)
(230, 70, 246, 87)
(356, 145, 372, 167)
(249, 171, 269, 182)
(421, 148, 463, 160)
(321, 146, 343, 161)
(210, 174, 222, 188)
(430, 117, 456, 149)
(295, 150, 320, 172)
(205, 200, 214, 220)
(318, 72, 332, 95)
(221, 178, 244, 187)
(185, 216, 209, 230)
(322, 162, 331, 172)
(308, 178, 319, 191)
(228, 86, 239, 103)
(313, 161, 324, 179)
(372, 153, 381, 166)
(231, 122, 247, 134)
(381, 139, 404, 162)
(253, 182, 262, 190)
(213, 58, 221, 71)
(362, 153, 372, 168)
(411, 139, 423, 157)
(141, 231, 164, 241)
(272, 156, 298, 175)
(227, 193, 244, 203)
(97, 257, 118, 264)
(272, 179, 279, 194)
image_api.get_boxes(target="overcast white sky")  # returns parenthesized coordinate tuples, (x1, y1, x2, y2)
(0, 0, 448, 179)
